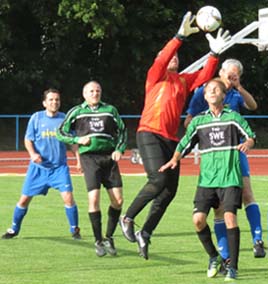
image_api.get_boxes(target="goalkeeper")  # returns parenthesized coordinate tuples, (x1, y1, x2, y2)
(119, 11, 231, 260)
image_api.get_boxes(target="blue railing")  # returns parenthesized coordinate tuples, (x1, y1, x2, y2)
(1, 114, 268, 151)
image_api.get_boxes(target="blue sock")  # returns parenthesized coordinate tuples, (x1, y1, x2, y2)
(12, 205, 28, 233)
(65, 204, 79, 233)
(214, 219, 229, 260)
(245, 203, 262, 244)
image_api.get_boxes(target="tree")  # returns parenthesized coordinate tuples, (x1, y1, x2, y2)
(0, 0, 267, 116)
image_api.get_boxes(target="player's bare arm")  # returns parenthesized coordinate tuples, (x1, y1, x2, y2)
(77, 135, 91, 146)
(228, 73, 257, 110)
(237, 85, 257, 110)
(184, 114, 193, 128)
(24, 138, 42, 163)
(112, 151, 122, 162)
(237, 138, 255, 153)
(159, 151, 182, 172)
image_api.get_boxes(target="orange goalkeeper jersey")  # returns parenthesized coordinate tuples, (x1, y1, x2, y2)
(137, 37, 219, 142)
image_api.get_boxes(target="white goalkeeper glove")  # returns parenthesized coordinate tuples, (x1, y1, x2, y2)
(206, 28, 232, 55)
(176, 11, 200, 39)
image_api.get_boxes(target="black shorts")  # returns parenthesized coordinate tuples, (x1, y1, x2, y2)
(193, 186, 242, 215)
(80, 153, 122, 191)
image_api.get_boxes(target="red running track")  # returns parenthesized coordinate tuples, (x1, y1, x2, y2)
(0, 150, 268, 176)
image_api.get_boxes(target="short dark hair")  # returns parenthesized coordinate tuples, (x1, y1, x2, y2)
(204, 78, 227, 94)
(43, 88, 60, 100)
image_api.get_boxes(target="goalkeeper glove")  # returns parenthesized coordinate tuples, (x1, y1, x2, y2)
(206, 28, 232, 55)
(176, 11, 200, 39)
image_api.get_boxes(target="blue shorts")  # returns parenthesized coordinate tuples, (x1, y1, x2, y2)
(22, 162, 73, 196)
(240, 151, 250, 177)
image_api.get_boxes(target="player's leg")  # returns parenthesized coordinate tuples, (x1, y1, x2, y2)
(98, 157, 123, 255)
(104, 186, 123, 255)
(53, 164, 80, 239)
(139, 183, 178, 240)
(2, 195, 32, 239)
(213, 205, 230, 261)
(142, 162, 179, 236)
(124, 132, 169, 218)
(2, 163, 45, 239)
(243, 177, 265, 257)
(120, 132, 170, 243)
(106, 187, 123, 237)
(88, 189, 106, 256)
(80, 153, 106, 256)
(222, 186, 242, 281)
(224, 211, 240, 281)
(193, 187, 221, 278)
(136, 165, 179, 259)
(240, 152, 265, 257)
(60, 191, 80, 239)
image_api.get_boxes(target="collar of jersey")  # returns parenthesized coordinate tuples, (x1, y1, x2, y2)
(81, 100, 104, 110)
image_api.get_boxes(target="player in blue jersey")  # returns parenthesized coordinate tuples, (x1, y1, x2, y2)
(2, 88, 81, 240)
(184, 59, 265, 262)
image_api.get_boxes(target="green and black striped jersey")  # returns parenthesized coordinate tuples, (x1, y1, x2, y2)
(177, 107, 255, 188)
(56, 101, 127, 154)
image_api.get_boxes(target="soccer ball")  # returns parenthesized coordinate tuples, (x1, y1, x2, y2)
(196, 6, 222, 32)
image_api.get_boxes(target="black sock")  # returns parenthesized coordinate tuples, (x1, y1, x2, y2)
(227, 227, 240, 270)
(106, 206, 121, 238)
(197, 224, 218, 258)
(89, 211, 102, 242)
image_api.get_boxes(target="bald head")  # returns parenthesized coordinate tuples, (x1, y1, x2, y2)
(83, 81, 102, 107)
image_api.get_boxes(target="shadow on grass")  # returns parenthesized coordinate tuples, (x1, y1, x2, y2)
(14, 235, 198, 267)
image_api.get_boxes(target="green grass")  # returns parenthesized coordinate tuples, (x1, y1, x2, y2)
(0, 175, 268, 284)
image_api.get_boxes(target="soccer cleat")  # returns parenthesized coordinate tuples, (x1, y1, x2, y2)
(253, 240, 266, 258)
(95, 240, 107, 257)
(2, 228, 18, 239)
(207, 255, 221, 278)
(119, 215, 136, 242)
(103, 237, 117, 256)
(135, 230, 150, 260)
(224, 267, 237, 282)
(219, 258, 230, 276)
(72, 227, 81, 240)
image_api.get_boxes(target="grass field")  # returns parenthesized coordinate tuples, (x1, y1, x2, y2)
(0, 175, 268, 284)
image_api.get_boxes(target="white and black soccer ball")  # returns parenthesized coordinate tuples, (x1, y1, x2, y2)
(196, 6, 222, 32)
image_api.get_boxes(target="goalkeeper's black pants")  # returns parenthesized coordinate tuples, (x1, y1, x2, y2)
(125, 131, 180, 236)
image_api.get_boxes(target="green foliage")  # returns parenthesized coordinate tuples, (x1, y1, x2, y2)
(0, 0, 268, 115)
(58, 0, 126, 39)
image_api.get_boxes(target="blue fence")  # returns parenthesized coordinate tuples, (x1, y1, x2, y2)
(1, 114, 268, 151)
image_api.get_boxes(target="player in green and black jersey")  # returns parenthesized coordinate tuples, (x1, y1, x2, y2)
(56, 81, 127, 257)
(160, 78, 255, 281)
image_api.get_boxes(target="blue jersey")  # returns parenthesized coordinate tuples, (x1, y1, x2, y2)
(25, 111, 67, 168)
(186, 85, 245, 117)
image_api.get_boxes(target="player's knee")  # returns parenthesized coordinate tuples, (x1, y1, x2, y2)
(18, 195, 32, 207)
(192, 213, 206, 231)
(242, 190, 255, 205)
(224, 211, 238, 228)
(149, 172, 167, 189)
(62, 192, 75, 206)
(111, 197, 123, 209)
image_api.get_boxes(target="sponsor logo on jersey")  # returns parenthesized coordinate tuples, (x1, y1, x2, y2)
(209, 127, 225, 146)
(41, 128, 57, 138)
(89, 117, 105, 132)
